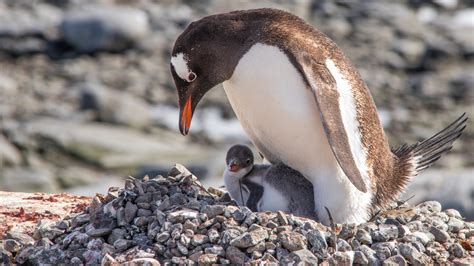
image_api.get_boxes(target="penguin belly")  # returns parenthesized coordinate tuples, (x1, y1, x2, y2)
(223, 43, 372, 224)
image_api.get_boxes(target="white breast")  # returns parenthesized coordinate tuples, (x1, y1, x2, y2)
(223, 43, 371, 224)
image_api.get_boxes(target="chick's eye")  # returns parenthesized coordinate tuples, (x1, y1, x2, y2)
(246, 159, 251, 164)
(188, 72, 197, 82)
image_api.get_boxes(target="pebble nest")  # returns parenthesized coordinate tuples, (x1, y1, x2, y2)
(2, 165, 473, 265)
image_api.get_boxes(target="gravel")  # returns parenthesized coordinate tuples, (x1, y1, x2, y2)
(1, 164, 472, 265)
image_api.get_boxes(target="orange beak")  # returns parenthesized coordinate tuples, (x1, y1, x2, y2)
(180, 96, 193, 135)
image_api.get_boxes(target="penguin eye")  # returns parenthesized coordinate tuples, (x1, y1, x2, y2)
(187, 72, 197, 82)
(246, 159, 251, 164)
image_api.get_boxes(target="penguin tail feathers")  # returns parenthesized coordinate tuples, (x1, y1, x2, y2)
(392, 113, 468, 178)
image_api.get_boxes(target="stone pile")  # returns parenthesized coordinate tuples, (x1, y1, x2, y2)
(2, 165, 473, 265)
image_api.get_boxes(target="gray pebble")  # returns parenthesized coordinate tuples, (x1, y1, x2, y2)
(447, 217, 464, 233)
(429, 226, 450, 243)
(448, 243, 465, 258)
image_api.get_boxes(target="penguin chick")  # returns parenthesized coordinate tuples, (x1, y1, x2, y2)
(223, 144, 317, 219)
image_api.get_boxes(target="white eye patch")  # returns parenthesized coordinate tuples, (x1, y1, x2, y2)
(171, 52, 196, 82)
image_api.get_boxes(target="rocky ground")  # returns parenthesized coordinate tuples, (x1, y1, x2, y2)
(0, 1, 473, 214)
(1, 165, 473, 265)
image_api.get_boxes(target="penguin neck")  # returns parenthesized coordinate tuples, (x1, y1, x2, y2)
(223, 166, 253, 206)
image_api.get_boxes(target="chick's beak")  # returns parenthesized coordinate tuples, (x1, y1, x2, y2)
(229, 161, 241, 172)
(179, 96, 193, 135)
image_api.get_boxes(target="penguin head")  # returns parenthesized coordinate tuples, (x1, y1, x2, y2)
(170, 15, 250, 135)
(225, 144, 254, 178)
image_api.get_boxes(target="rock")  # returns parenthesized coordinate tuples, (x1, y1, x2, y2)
(356, 228, 373, 245)
(34, 220, 64, 240)
(191, 234, 208, 246)
(24, 119, 215, 171)
(124, 202, 138, 224)
(56, 166, 100, 189)
(278, 231, 307, 252)
(198, 253, 218, 264)
(392, 38, 426, 66)
(78, 82, 152, 129)
(0, 134, 21, 166)
(4, 239, 22, 253)
(86, 227, 112, 237)
(357, 245, 379, 265)
(445, 209, 462, 218)
(372, 224, 399, 242)
(447, 217, 464, 233)
(0, 4, 61, 55)
(281, 249, 319, 265)
(60, 5, 150, 53)
(307, 229, 328, 252)
(331, 251, 353, 265)
(276, 211, 289, 225)
(339, 223, 357, 239)
(416, 201, 442, 213)
(202, 205, 226, 219)
(168, 209, 199, 223)
(72, 213, 90, 227)
(230, 227, 268, 248)
(226, 246, 249, 265)
(448, 243, 464, 258)
(208, 229, 220, 244)
(122, 258, 161, 266)
(383, 255, 407, 266)
(0, 167, 58, 193)
(399, 243, 431, 264)
(353, 250, 369, 264)
(5, 231, 34, 246)
(429, 226, 450, 243)
(101, 253, 117, 265)
(205, 246, 225, 257)
(113, 239, 133, 252)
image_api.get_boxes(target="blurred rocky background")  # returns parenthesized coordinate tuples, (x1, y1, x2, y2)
(0, 0, 472, 217)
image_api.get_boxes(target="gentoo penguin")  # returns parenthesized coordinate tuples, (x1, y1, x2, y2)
(170, 8, 468, 224)
(223, 144, 316, 219)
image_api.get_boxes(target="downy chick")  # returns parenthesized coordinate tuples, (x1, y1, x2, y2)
(223, 144, 317, 219)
